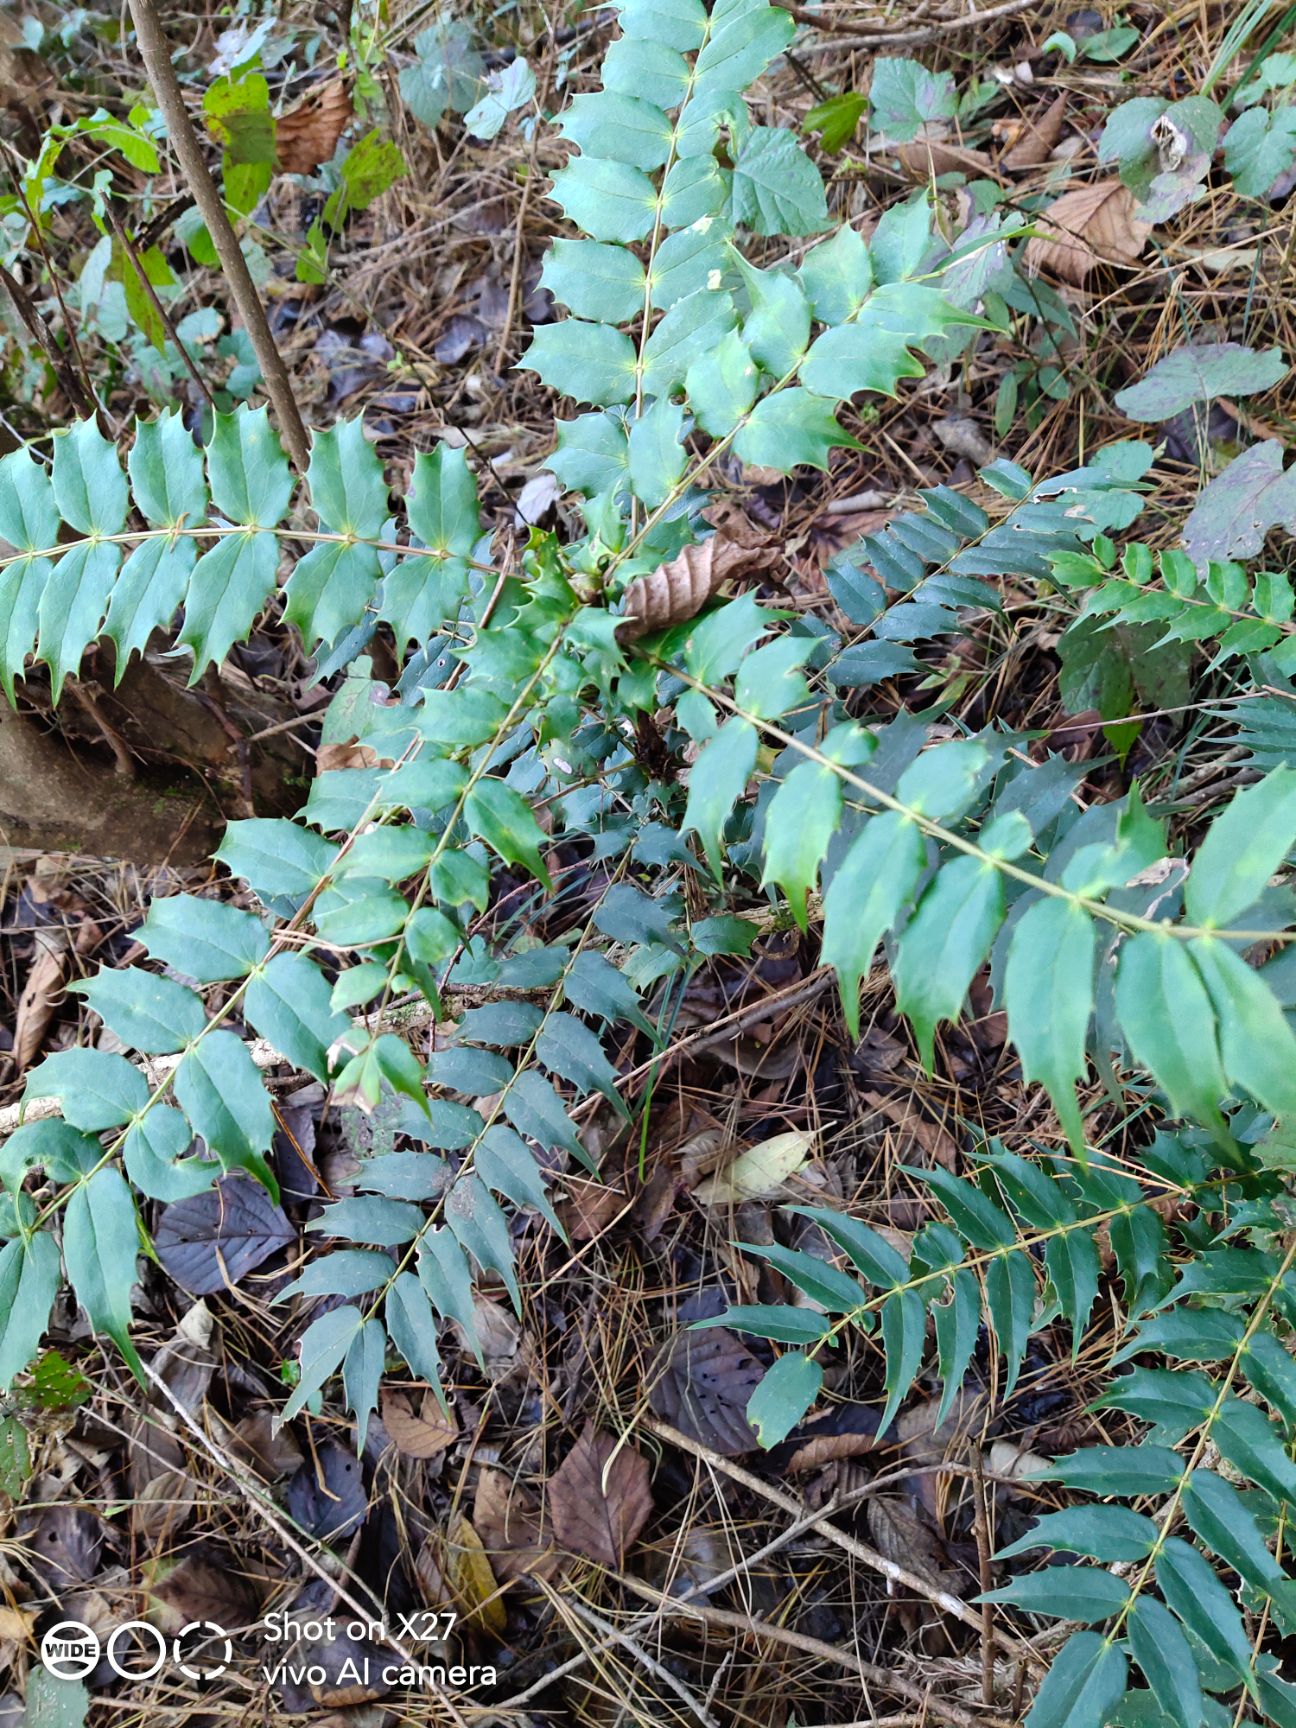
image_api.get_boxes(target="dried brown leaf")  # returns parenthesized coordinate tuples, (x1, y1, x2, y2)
(649, 1326, 762, 1455)
(1002, 92, 1068, 168)
(895, 137, 995, 181)
(276, 80, 352, 175)
(316, 740, 384, 772)
(861, 1091, 958, 1170)
(558, 1177, 629, 1242)
(617, 536, 775, 642)
(147, 1551, 258, 1634)
(785, 1427, 878, 1473)
(381, 1390, 458, 1458)
(547, 1422, 654, 1568)
(474, 1467, 560, 1582)
(1024, 178, 1151, 285)
(866, 1495, 963, 1593)
(418, 1514, 508, 1636)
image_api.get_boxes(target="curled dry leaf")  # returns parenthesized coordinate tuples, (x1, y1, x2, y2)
(785, 1416, 880, 1473)
(381, 1390, 459, 1458)
(276, 80, 353, 175)
(693, 1128, 813, 1204)
(1001, 91, 1068, 168)
(547, 1422, 654, 1568)
(1024, 178, 1152, 285)
(616, 535, 778, 642)
(13, 929, 70, 1073)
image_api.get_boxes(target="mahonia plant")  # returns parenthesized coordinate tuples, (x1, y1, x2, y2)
(5, 4, 1296, 1721)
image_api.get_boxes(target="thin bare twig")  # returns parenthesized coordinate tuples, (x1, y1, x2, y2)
(644, 1416, 1047, 1674)
(125, 0, 310, 468)
(105, 202, 218, 411)
(780, 0, 1041, 49)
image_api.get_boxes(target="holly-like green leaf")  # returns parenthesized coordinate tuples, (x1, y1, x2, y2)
(522, 321, 638, 406)
(140, 894, 269, 981)
(559, 91, 673, 169)
(343, 1316, 386, 1447)
(641, 289, 737, 398)
(797, 225, 873, 325)
(894, 854, 1006, 1069)
(549, 410, 631, 496)
(602, 36, 691, 109)
(1184, 767, 1296, 928)
(1114, 933, 1229, 1137)
(179, 529, 278, 680)
(128, 410, 208, 528)
(536, 1012, 626, 1114)
(1004, 897, 1095, 1156)
(205, 406, 293, 527)
(23, 1048, 149, 1132)
(747, 1351, 822, 1448)
(465, 778, 553, 889)
(121, 1107, 213, 1203)
(37, 540, 120, 700)
(216, 818, 338, 903)
(1191, 936, 1296, 1118)
(52, 418, 128, 536)
(800, 282, 969, 401)
(821, 812, 926, 1037)
(983, 1564, 1129, 1622)
(1127, 1597, 1202, 1728)
(541, 239, 647, 324)
(173, 1031, 276, 1189)
(1156, 1538, 1254, 1683)
(682, 716, 758, 878)
(245, 952, 349, 1080)
(386, 1271, 446, 1398)
(733, 388, 852, 471)
(281, 1305, 364, 1424)
(307, 418, 389, 538)
(64, 1167, 143, 1378)
(628, 396, 687, 508)
(998, 1506, 1159, 1564)
(685, 331, 759, 438)
(760, 759, 841, 929)
(102, 536, 196, 673)
(693, 0, 792, 98)
(549, 156, 658, 243)
(70, 967, 205, 1055)
(0, 446, 59, 554)
(0, 1232, 61, 1388)
(1023, 1631, 1127, 1728)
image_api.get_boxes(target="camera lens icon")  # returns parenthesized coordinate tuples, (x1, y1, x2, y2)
(40, 1622, 100, 1680)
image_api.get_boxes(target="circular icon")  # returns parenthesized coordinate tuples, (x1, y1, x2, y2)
(40, 1621, 100, 1680)
(176, 1621, 232, 1682)
(105, 1621, 167, 1682)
